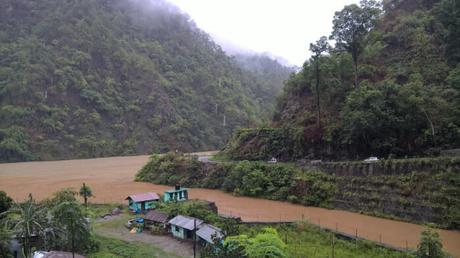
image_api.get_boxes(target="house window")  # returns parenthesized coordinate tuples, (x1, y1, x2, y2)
(174, 225, 180, 232)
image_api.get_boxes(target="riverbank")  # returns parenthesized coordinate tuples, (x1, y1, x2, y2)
(1, 155, 459, 256)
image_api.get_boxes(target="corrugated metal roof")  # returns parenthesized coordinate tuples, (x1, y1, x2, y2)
(145, 210, 169, 223)
(168, 215, 203, 231)
(196, 224, 223, 243)
(125, 192, 160, 202)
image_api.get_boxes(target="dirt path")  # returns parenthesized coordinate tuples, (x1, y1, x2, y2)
(1, 155, 459, 257)
(96, 215, 193, 258)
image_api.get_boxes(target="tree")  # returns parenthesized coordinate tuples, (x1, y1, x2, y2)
(436, 0, 460, 64)
(2, 194, 46, 258)
(0, 227, 12, 258)
(222, 227, 287, 258)
(309, 36, 330, 128)
(0, 191, 12, 213)
(52, 201, 92, 258)
(245, 228, 287, 258)
(79, 183, 93, 207)
(415, 229, 448, 258)
(49, 188, 78, 205)
(330, 0, 381, 88)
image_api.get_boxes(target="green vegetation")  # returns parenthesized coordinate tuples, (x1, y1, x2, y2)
(0, 190, 98, 257)
(415, 229, 449, 258)
(0, 191, 12, 213)
(0, 224, 11, 258)
(222, 0, 460, 161)
(89, 235, 179, 258)
(0, 0, 292, 162)
(203, 223, 409, 258)
(224, 227, 288, 258)
(79, 183, 94, 207)
(137, 153, 460, 229)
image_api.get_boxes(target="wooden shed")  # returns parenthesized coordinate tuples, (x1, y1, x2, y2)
(144, 210, 169, 227)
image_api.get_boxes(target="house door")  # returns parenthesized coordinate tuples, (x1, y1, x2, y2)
(141, 202, 145, 211)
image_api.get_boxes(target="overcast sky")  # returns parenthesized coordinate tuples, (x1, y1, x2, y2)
(166, 0, 359, 66)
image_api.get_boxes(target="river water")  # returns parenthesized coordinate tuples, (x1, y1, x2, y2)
(0, 155, 459, 256)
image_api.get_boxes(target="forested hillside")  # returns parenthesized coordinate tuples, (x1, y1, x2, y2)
(222, 0, 460, 161)
(0, 0, 291, 162)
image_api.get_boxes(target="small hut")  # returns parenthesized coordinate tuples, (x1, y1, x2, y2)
(125, 192, 160, 213)
(168, 215, 203, 240)
(196, 224, 223, 245)
(144, 210, 169, 228)
(163, 185, 188, 202)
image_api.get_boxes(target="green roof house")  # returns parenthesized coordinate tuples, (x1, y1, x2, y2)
(163, 185, 188, 202)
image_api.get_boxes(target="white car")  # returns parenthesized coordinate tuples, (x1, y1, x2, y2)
(268, 157, 278, 164)
(364, 157, 379, 163)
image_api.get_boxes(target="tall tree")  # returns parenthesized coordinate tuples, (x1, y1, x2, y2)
(79, 183, 93, 207)
(330, 0, 381, 88)
(309, 36, 330, 128)
(2, 194, 46, 258)
(53, 201, 91, 258)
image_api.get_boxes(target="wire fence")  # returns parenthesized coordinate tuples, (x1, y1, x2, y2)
(218, 207, 413, 256)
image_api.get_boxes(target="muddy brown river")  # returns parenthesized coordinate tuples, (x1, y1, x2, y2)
(0, 155, 459, 256)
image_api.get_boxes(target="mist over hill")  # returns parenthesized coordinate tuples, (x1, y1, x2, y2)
(0, 0, 292, 162)
(222, 0, 460, 161)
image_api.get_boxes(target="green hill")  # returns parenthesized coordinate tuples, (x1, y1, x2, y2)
(221, 0, 460, 161)
(0, 0, 291, 162)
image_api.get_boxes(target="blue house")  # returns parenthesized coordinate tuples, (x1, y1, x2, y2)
(168, 215, 203, 240)
(126, 192, 160, 213)
(163, 185, 188, 202)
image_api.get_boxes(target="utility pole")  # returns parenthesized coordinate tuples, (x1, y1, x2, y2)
(193, 219, 196, 258)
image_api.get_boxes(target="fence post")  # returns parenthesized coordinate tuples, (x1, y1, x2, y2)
(332, 233, 335, 258)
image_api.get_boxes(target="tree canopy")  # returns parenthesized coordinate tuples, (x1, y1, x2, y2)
(0, 0, 292, 162)
(223, 0, 460, 160)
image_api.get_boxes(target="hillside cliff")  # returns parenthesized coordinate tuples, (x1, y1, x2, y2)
(222, 0, 460, 161)
(0, 0, 291, 162)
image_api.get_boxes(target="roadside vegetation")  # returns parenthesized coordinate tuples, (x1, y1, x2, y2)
(137, 153, 460, 229)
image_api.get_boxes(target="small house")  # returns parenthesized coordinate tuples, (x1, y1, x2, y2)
(168, 215, 203, 240)
(144, 210, 169, 227)
(125, 192, 160, 213)
(196, 224, 223, 245)
(163, 185, 188, 202)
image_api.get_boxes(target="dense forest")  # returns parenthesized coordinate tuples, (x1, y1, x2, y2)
(222, 0, 460, 161)
(0, 0, 292, 162)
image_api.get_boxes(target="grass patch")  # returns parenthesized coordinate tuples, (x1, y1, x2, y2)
(239, 223, 410, 258)
(88, 235, 181, 258)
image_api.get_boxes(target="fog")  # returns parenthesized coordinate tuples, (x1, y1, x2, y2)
(166, 0, 360, 66)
